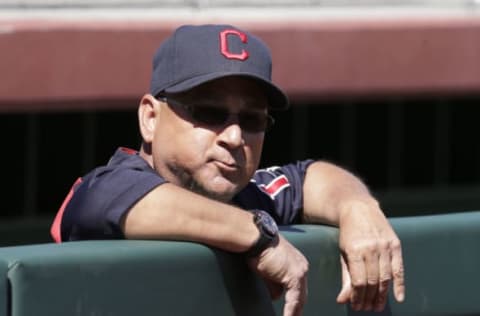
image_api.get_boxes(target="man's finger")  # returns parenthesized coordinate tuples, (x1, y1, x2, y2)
(336, 256, 351, 304)
(283, 280, 307, 316)
(346, 254, 367, 311)
(374, 249, 392, 312)
(363, 249, 380, 311)
(391, 240, 405, 302)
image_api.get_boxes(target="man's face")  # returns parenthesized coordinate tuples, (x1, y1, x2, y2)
(148, 77, 269, 202)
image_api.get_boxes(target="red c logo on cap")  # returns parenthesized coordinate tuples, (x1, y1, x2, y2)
(220, 29, 249, 61)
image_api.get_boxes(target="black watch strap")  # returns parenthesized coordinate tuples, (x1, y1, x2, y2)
(244, 210, 279, 258)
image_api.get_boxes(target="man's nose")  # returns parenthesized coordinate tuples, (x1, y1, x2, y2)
(217, 118, 244, 148)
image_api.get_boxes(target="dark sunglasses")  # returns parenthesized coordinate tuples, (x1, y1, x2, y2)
(159, 97, 274, 133)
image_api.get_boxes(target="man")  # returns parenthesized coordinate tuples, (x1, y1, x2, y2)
(51, 24, 404, 315)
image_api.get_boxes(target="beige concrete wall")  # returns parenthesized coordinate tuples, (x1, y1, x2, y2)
(0, 0, 478, 8)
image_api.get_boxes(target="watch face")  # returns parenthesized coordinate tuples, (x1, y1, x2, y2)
(257, 211, 278, 237)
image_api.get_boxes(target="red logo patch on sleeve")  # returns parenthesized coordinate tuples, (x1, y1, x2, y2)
(258, 175, 290, 199)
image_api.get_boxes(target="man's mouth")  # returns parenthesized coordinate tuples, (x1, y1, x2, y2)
(213, 160, 240, 172)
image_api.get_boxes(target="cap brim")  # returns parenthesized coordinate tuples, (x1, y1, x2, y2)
(162, 72, 289, 111)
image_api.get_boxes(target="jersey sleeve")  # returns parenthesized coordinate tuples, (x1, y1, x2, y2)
(57, 152, 166, 242)
(250, 159, 315, 225)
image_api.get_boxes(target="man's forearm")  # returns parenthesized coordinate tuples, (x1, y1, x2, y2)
(122, 182, 310, 314)
(121, 183, 259, 253)
(302, 161, 379, 226)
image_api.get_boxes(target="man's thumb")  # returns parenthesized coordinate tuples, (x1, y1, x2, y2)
(336, 282, 350, 304)
(337, 255, 351, 304)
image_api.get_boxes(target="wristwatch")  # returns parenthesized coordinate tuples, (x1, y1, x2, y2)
(245, 210, 279, 258)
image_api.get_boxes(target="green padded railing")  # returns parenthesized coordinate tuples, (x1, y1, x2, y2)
(0, 211, 479, 316)
(0, 261, 7, 316)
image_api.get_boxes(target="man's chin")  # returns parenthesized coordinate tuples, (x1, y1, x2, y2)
(187, 173, 247, 202)
(191, 182, 239, 202)
(202, 186, 238, 202)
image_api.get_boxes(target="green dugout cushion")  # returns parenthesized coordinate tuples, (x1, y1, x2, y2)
(0, 241, 273, 316)
(389, 211, 480, 316)
(0, 211, 479, 316)
(0, 261, 8, 316)
(275, 211, 480, 316)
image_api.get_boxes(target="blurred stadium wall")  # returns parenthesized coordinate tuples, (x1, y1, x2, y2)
(1, 0, 480, 245)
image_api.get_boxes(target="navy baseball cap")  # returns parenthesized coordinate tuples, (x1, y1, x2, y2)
(150, 24, 289, 110)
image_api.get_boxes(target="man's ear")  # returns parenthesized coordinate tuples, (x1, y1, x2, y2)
(138, 94, 161, 144)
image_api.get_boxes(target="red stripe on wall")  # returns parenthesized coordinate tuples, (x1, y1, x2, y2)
(1, 16, 480, 111)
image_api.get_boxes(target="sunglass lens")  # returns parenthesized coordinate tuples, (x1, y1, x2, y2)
(192, 106, 229, 126)
(188, 104, 273, 133)
(239, 113, 273, 132)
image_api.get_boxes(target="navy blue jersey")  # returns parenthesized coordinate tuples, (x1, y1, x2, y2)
(51, 147, 314, 243)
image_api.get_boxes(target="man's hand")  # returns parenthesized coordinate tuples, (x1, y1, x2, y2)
(248, 235, 309, 316)
(335, 200, 405, 312)
(302, 161, 405, 312)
